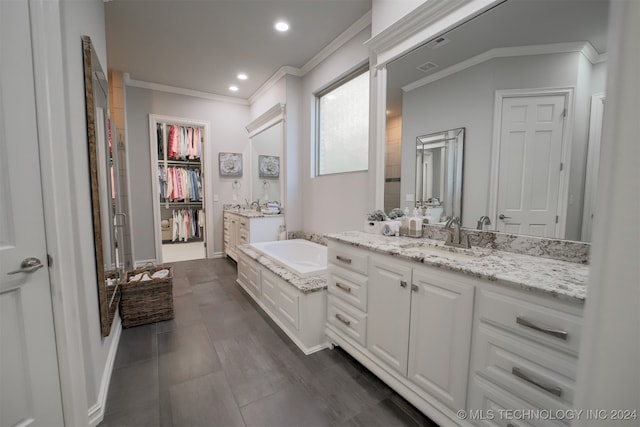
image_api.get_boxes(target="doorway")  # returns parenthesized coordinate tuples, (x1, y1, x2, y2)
(490, 89, 572, 238)
(149, 115, 211, 263)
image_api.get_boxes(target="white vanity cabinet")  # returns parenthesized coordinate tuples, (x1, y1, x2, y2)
(326, 242, 476, 425)
(467, 285, 583, 427)
(223, 211, 283, 261)
(367, 253, 475, 410)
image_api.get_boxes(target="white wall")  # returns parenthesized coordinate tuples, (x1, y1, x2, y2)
(58, 0, 118, 414)
(125, 87, 251, 259)
(250, 77, 287, 121)
(299, 27, 372, 234)
(371, 0, 426, 37)
(400, 52, 605, 240)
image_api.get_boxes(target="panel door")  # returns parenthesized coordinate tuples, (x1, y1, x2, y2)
(496, 95, 566, 237)
(367, 255, 412, 375)
(0, 1, 64, 425)
(407, 268, 475, 410)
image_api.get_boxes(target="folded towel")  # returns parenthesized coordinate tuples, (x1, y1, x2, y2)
(152, 269, 169, 279)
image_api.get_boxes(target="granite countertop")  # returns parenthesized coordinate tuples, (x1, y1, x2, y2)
(224, 209, 283, 219)
(237, 244, 327, 294)
(326, 231, 588, 303)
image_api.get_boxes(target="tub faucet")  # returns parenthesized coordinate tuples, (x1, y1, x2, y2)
(477, 215, 491, 230)
(444, 217, 471, 249)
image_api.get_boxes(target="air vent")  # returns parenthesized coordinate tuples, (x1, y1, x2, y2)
(416, 61, 439, 73)
(426, 35, 451, 50)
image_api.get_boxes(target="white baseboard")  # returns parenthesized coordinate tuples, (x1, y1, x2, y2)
(211, 251, 225, 259)
(134, 259, 157, 268)
(88, 313, 122, 426)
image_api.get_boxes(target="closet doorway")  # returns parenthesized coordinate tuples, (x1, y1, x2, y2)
(149, 115, 212, 263)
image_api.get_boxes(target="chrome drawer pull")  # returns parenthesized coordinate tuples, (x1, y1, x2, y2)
(516, 316, 568, 340)
(411, 284, 418, 292)
(336, 255, 352, 264)
(400, 280, 407, 288)
(335, 282, 352, 293)
(512, 367, 562, 397)
(335, 313, 351, 326)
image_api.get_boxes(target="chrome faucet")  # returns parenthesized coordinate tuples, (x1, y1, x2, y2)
(477, 215, 491, 230)
(444, 217, 471, 249)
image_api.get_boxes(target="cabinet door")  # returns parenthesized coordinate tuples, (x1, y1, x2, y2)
(408, 267, 474, 410)
(367, 255, 412, 375)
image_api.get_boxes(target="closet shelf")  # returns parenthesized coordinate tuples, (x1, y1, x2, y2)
(160, 159, 202, 167)
(162, 201, 203, 207)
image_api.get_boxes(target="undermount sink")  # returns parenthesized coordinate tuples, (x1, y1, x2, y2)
(400, 241, 490, 260)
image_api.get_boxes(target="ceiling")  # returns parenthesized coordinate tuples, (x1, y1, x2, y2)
(386, 0, 610, 116)
(105, 0, 372, 100)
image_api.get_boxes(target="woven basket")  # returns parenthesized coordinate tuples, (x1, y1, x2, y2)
(120, 264, 174, 328)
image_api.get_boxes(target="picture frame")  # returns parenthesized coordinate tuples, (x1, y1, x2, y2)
(219, 152, 243, 177)
(258, 155, 280, 178)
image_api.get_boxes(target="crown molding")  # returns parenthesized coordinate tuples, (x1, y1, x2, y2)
(403, 42, 605, 93)
(123, 74, 250, 105)
(366, 0, 501, 68)
(300, 11, 372, 75)
(247, 66, 301, 105)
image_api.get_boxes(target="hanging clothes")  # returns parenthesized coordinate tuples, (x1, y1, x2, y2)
(169, 208, 203, 242)
(158, 167, 201, 202)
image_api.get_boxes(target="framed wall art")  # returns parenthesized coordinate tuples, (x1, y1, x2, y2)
(258, 155, 280, 178)
(219, 152, 243, 177)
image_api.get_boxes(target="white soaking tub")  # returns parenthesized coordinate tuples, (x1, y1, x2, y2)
(250, 239, 327, 277)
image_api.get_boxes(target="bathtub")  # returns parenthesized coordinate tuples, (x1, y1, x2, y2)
(250, 239, 327, 277)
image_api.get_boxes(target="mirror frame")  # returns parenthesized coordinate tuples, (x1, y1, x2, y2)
(415, 127, 464, 222)
(82, 35, 120, 337)
(246, 103, 286, 208)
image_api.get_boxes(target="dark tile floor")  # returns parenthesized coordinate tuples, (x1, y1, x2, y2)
(100, 258, 438, 427)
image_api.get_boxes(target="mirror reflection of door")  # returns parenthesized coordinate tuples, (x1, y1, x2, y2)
(493, 92, 568, 238)
(581, 93, 605, 242)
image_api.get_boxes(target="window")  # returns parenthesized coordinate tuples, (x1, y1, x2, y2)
(316, 66, 369, 175)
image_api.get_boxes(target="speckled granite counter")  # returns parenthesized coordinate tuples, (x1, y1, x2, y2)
(326, 231, 588, 303)
(224, 209, 283, 219)
(237, 244, 327, 294)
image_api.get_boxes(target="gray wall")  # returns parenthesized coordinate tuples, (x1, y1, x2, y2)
(401, 52, 606, 240)
(59, 0, 118, 411)
(125, 87, 250, 260)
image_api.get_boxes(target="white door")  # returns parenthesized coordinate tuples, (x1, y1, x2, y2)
(0, 1, 65, 426)
(496, 95, 567, 237)
(367, 255, 412, 375)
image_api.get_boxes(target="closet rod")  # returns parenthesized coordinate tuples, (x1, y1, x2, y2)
(162, 160, 202, 166)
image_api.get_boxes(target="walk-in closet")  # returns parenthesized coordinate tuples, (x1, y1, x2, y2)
(150, 115, 210, 263)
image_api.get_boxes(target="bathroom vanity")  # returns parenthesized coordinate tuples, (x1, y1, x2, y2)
(223, 210, 283, 261)
(325, 231, 586, 427)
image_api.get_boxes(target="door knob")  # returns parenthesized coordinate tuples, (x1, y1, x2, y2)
(7, 257, 44, 275)
(498, 214, 512, 220)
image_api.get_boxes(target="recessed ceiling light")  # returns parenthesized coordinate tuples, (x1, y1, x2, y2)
(275, 21, 289, 32)
(237, 73, 248, 80)
(229, 85, 239, 92)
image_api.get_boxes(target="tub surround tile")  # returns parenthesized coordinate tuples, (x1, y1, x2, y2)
(237, 244, 327, 294)
(327, 231, 588, 303)
(223, 206, 283, 219)
(421, 224, 590, 264)
(288, 230, 329, 246)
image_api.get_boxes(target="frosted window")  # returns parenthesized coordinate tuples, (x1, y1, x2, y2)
(317, 69, 369, 175)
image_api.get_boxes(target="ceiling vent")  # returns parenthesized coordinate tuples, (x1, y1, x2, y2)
(426, 35, 451, 50)
(417, 61, 439, 73)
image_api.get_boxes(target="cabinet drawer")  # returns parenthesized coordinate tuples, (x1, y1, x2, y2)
(328, 244, 368, 275)
(468, 376, 557, 427)
(476, 289, 582, 355)
(327, 295, 367, 347)
(474, 324, 576, 410)
(277, 281, 300, 331)
(239, 229, 249, 245)
(328, 265, 368, 312)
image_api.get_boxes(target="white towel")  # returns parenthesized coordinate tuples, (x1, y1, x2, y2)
(381, 221, 401, 236)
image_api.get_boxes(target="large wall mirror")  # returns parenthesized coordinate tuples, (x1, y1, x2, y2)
(83, 36, 123, 336)
(384, 0, 608, 242)
(247, 104, 286, 209)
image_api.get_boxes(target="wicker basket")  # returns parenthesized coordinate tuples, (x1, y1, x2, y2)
(120, 264, 174, 328)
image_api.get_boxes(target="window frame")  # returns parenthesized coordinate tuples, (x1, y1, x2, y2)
(314, 64, 370, 177)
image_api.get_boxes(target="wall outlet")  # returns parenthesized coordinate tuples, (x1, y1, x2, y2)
(405, 194, 415, 202)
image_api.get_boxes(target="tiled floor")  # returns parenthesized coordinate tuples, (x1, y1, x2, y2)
(100, 258, 438, 427)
